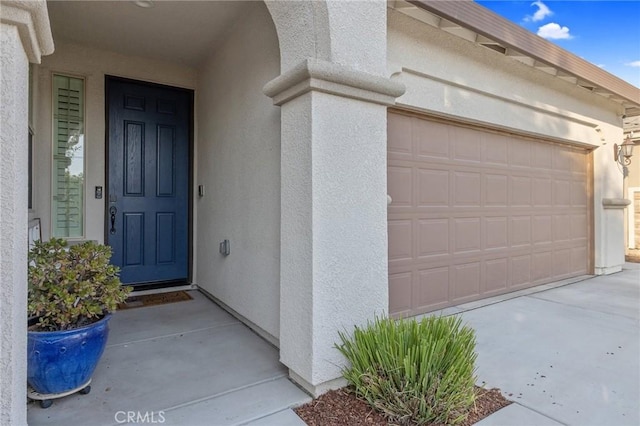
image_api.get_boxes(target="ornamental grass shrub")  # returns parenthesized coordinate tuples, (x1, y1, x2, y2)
(336, 315, 477, 425)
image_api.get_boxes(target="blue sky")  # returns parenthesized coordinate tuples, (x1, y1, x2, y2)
(475, 1, 640, 88)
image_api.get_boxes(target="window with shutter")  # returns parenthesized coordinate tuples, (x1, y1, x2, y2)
(52, 74, 85, 238)
(28, 64, 34, 210)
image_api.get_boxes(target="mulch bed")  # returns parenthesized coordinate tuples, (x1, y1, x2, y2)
(295, 386, 511, 426)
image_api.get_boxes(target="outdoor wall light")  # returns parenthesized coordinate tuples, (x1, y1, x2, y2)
(614, 136, 634, 166)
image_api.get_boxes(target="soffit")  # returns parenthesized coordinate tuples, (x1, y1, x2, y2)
(46, 0, 251, 67)
(389, 0, 640, 115)
(624, 115, 640, 141)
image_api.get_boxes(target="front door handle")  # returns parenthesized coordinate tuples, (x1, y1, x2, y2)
(109, 206, 117, 234)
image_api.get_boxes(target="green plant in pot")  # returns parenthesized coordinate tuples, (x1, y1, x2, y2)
(27, 238, 132, 408)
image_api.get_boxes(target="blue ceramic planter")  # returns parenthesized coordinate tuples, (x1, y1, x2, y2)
(27, 315, 111, 395)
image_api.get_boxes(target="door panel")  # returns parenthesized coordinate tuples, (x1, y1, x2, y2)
(107, 77, 191, 286)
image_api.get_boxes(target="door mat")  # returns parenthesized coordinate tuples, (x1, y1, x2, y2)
(118, 291, 193, 310)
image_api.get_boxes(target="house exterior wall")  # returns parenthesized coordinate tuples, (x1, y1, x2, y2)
(0, 1, 53, 423)
(31, 6, 283, 343)
(627, 153, 640, 189)
(278, 90, 391, 390)
(0, 22, 30, 425)
(387, 9, 625, 274)
(9, 1, 632, 409)
(31, 42, 197, 243)
(264, 0, 386, 76)
(625, 143, 640, 249)
(195, 3, 282, 342)
(265, 0, 400, 395)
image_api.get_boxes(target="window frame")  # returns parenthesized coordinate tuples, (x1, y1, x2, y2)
(50, 72, 87, 239)
(28, 126, 33, 210)
(28, 64, 34, 210)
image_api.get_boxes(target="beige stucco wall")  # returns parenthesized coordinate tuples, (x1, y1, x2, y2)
(1, 21, 30, 425)
(627, 153, 640, 188)
(387, 9, 626, 273)
(32, 42, 197, 243)
(628, 165, 640, 194)
(624, 140, 640, 248)
(265, 0, 395, 395)
(1, 1, 53, 423)
(195, 3, 281, 341)
(387, 9, 622, 147)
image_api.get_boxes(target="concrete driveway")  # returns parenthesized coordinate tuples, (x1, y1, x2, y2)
(459, 264, 640, 426)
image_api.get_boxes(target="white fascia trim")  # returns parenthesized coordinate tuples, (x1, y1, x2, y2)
(263, 58, 406, 106)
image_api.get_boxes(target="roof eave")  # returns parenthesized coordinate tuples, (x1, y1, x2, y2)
(407, 0, 640, 111)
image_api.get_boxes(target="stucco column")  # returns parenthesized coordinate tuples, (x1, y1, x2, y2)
(592, 127, 629, 275)
(597, 199, 631, 274)
(264, 0, 406, 397)
(264, 0, 404, 396)
(0, 2, 53, 424)
(264, 59, 404, 395)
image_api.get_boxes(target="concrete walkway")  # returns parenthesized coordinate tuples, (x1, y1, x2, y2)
(27, 291, 310, 426)
(467, 263, 640, 426)
(26, 266, 639, 425)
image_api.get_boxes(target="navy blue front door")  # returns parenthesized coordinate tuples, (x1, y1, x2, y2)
(107, 77, 191, 286)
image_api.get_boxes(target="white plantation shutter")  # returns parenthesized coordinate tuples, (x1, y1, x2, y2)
(52, 75, 85, 238)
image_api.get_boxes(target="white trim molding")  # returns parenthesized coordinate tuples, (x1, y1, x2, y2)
(263, 58, 405, 106)
(1, 0, 54, 64)
(602, 198, 631, 209)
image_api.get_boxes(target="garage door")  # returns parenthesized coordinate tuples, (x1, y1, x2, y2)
(388, 111, 592, 317)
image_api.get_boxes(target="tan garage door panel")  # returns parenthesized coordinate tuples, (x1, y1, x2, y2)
(388, 112, 591, 317)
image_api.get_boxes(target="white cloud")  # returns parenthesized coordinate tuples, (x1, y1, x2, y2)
(537, 23, 572, 40)
(597, 64, 606, 69)
(626, 61, 640, 68)
(526, 1, 553, 22)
